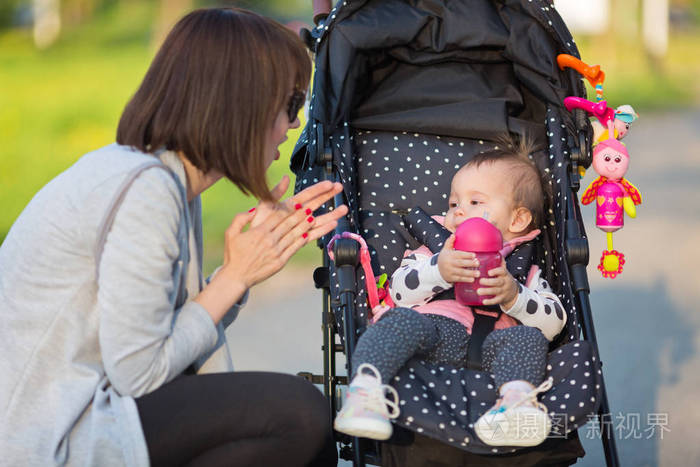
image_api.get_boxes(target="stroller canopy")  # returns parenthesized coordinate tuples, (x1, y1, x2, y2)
(308, 0, 581, 141)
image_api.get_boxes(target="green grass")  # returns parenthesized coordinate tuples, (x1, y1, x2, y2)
(0, 1, 321, 274)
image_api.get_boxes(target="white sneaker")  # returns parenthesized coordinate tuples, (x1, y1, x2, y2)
(474, 377, 554, 447)
(333, 363, 400, 440)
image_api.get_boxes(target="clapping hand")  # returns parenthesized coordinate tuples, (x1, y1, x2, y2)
(196, 176, 347, 323)
(224, 175, 348, 289)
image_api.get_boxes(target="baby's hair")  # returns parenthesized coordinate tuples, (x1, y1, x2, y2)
(463, 135, 546, 231)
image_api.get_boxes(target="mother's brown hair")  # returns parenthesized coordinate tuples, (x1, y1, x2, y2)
(117, 7, 311, 200)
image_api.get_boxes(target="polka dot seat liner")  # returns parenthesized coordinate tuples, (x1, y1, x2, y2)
(293, 117, 603, 455)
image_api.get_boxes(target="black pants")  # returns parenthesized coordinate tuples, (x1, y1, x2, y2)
(135, 372, 337, 467)
(352, 308, 549, 389)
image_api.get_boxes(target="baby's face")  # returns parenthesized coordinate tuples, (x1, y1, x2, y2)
(444, 162, 515, 236)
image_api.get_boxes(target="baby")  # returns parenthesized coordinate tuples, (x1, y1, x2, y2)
(334, 141, 567, 447)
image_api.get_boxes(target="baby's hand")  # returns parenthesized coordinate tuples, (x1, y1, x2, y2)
(477, 258, 519, 308)
(437, 234, 480, 284)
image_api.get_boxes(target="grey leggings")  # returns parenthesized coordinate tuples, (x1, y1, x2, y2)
(352, 308, 549, 389)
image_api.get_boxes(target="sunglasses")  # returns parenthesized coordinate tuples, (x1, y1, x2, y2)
(286, 90, 306, 123)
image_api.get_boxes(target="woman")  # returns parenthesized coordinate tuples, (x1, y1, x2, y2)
(0, 8, 346, 467)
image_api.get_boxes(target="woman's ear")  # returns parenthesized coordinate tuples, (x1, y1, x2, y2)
(509, 207, 533, 236)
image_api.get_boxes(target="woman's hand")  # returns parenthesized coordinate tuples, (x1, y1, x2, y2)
(249, 176, 344, 238)
(248, 175, 291, 229)
(477, 258, 519, 308)
(437, 234, 480, 283)
(225, 178, 347, 287)
(195, 178, 348, 323)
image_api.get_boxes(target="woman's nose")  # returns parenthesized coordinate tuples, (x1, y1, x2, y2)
(290, 116, 301, 129)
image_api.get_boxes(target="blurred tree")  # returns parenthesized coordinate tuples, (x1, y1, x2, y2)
(62, 0, 98, 26)
(149, 0, 312, 47)
(198, 0, 312, 20)
(643, 0, 670, 65)
(671, 0, 700, 28)
(33, 0, 61, 48)
(151, 0, 193, 47)
(0, 0, 23, 29)
(2, 0, 121, 46)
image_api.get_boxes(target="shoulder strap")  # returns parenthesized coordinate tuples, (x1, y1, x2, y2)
(94, 160, 181, 279)
(401, 206, 451, 254)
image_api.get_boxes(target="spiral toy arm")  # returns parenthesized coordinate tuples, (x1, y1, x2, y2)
(557, 54, 606, 100)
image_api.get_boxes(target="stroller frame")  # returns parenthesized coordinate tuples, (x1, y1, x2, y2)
(295, 2, 621, 466)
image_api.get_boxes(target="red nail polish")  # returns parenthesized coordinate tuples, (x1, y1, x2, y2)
(248, 207, 256, 213)
(305, 208, 312, 215)
(307, 216, 314, 223)
(302, 232, 308, 239)
(294, 203, 302, 210)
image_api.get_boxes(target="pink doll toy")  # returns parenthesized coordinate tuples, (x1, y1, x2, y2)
(563, 97, 639, 178)
(580, 126, 642, 278)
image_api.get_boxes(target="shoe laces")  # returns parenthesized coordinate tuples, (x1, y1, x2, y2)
(353, 363, 401, 419)
(506, 376, 554, 414)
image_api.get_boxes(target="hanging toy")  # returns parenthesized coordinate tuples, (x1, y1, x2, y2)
(558, 55, 639, 144)
(580, 125, 642, 278)
(560, 56, 643, 278)
(557, 54, 606, 101)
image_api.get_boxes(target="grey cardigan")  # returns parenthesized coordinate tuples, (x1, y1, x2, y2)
(0, 144, 244, 466)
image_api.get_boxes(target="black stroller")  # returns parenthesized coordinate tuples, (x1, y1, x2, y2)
(292, 1, 620, 465)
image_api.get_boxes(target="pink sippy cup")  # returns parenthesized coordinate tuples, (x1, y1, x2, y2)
(453, 217, 503, 306)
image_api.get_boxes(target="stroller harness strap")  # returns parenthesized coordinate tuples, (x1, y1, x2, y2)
(466, 312, 499, 370)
